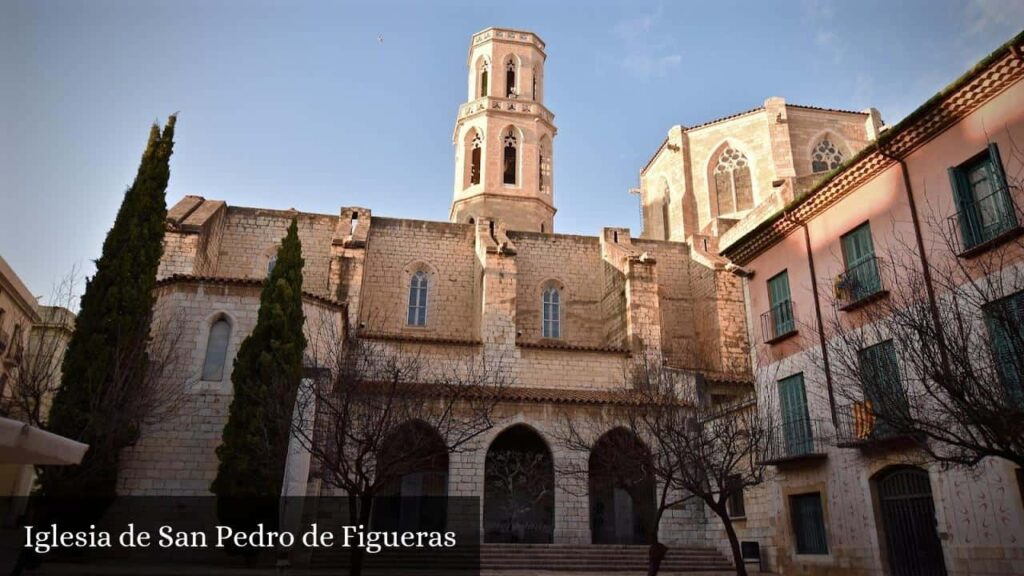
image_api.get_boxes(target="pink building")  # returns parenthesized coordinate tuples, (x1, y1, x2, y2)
(719, 32, 1024, 576)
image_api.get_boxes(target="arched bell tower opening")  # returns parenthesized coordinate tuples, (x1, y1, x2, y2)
(451, 28, 557, 233)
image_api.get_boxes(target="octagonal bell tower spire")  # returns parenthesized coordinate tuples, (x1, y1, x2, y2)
(451, 27, 557, 233)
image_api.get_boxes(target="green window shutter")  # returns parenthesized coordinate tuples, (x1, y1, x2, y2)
(841, 223, 874, 268)
(859, 341, 909, 433)
(987, 143, 1018, 233)
(768, 271, 794, 335)
(985, 294, 1024, 404)
(841, 223, 880, 299)
(988, 143, 1010, 191)
(949, 165, 980, 248)
(779, 374, 813, 455)
(790, 493, 829, 554)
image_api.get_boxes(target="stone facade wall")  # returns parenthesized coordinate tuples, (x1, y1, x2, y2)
(212, 208, 338, 297)
(639, 99, 877, 245)
(359, 218, 479, 340)
(510, 231, 606, 347)
(119, 281, 344, 496)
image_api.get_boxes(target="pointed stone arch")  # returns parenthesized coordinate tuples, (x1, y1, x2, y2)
(476, 56, 491, 98)
(463, 127, 484, 189)
(373, 419, 449, 532)
(483, 423, 555, 543)
(588, 427, 656, 544)
(707, 140, 757, 218)
(501, 125, 522, 186)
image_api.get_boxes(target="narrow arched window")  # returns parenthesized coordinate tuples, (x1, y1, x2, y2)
(470, 132, 482, 185)
(202, 318, 231, 381)
(542, 287, 560, 339)
(503, 129, 518, 185)
(714, 147, 753, 215)
(662, 196, 671, 241)
(532, 67, 537, 100)
(812, 137, 843, 173)
(506, 59, 516, 97)
(479, 60, 490, 98)
(538, 137, 551, 195)
(408, 271, 428, 327)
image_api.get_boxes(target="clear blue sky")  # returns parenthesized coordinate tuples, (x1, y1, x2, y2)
(2, 0, 1022, 303)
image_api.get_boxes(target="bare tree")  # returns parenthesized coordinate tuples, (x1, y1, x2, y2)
(290, 316, 512, 576)
(1, 269, 185, 442)
(0, 271, 79, 427)
(483, 449, 552, 542)
(559, 356, 773, 576)
(820, 131, 1024, 468)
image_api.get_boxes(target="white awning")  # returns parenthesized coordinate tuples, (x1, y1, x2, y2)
(0, 417, 88, 465)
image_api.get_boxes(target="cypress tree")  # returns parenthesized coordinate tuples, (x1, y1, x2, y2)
(212, 219, 306, 533)
(40, 115, 176, 499)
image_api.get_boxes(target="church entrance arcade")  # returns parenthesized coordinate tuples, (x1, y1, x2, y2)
(371, 420, 449, 533)
(483, 424, 555, 543)
(588, 427, 656, 545)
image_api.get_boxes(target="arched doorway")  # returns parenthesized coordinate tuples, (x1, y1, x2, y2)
(589, 428, 656, 544)
(373, 420, 449, 532)
(483, 424, 554, 543)
(875, 467, 947, 576)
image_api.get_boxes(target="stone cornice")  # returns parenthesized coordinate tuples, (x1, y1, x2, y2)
(453, 96, 557, 141)
(721, 34, 1024, 266)
(468, 27, 546, 62)
(155, 274, 346, 310)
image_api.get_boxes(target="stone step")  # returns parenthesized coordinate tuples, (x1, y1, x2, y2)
(312, 543, 734, 572)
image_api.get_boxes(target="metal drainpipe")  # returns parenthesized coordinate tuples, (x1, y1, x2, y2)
(878, 146, 950, 371)
(784, 210, 839, 428)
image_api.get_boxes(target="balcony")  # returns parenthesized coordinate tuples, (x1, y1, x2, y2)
(948, 185, 1024, 258)
(834, 256, 888, 311)
(834, 402, 919, 451)
(761, 300, 797, 344)
(759, 418, 830, 466)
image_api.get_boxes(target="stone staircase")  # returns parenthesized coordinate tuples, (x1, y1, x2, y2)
(312, 543, 734, 572)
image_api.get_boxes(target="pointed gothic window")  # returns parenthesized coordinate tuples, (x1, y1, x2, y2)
(503, 129, 518, 185)
(408, 271, 428, 327)
(202, 318, 231, 381)
(506, 59, 516, 97)
(470, 131, 482, 186)
(542, 286, 561, 339)
(714, 147, 753, 215)
(479, 60, 490, 98)
(812, 138, 843, 173)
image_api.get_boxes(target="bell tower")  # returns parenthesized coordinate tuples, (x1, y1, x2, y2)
(451, 28, 557, 233)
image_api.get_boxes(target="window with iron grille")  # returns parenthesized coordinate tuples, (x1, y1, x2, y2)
(790, 492, 828, 555)
(726, 474, 746, 518)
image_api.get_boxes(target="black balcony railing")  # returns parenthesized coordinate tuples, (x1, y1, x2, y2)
(759, 417, 830, 465)
(948, 185, 1023, 255)
(761, 299, 796, 344)
(834, 402, 917, 449)
(835, 256, 887, 310)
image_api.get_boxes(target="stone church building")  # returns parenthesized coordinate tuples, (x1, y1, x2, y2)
(118, 27, 1024, 574)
